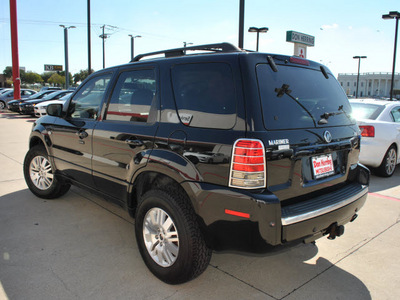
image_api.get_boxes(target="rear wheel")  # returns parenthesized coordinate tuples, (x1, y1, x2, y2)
(375, 145, 397, 177)
(0, 101, 5, 110)
(135, 189, 212, 284)
(23, 145, 70, 198)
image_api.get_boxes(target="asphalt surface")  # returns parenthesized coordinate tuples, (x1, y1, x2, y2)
(0, 110, 399, 300)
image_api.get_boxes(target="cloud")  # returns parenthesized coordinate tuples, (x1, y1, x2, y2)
(320, 23, 339, 30)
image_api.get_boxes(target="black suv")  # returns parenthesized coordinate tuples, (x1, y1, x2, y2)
(24, 43, 369, 284)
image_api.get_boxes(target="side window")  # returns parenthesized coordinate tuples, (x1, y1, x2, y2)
(69, 73, 112, 119)
(105, 69, 156, 123)
(171, 63, 237, 129)
(391, 107, 400, 122)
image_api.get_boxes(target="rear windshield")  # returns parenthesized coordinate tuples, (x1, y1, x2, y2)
(350, 103, 385, 120)
(256, 64, 355, 130)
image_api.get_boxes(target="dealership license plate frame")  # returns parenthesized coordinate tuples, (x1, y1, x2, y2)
(311, 153, 335, 179)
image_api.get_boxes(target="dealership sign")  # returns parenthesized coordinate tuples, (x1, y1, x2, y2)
(286, 31, 315, 46)
(44, 64, 63, 71)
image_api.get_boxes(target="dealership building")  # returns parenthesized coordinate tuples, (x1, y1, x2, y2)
(337, 72, 400, 98)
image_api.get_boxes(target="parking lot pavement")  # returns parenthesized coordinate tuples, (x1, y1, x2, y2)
(1, 110, 399, 300)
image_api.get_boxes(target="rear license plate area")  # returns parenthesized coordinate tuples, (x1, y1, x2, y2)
(311, 154, 335, 179)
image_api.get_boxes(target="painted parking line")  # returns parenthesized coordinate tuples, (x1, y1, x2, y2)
(368, 192, 400, 202)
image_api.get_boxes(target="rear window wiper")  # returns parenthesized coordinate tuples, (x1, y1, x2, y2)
(275, 84, 316, 126)
(318, 105, 351, 125)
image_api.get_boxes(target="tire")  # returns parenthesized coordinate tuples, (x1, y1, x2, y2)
(375, 145, 397, 177)
(0, 101, 5, 110)
(23, 145, 71, 199)
(135, 189, 212, 284)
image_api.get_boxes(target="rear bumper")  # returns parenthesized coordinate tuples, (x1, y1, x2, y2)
(185, 164, 369, 252)
(281, 184, 367, 243)
(359, 138, 386, 167)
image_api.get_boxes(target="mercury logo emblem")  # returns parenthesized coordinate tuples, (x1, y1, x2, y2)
(324, 131, 332, 143)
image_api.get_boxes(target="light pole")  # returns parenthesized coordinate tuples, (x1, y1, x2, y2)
(382, 11, 400, 100)
(248, 27, 268, 51)
(60, 25, 76, 89)
(128, 35, 141, 61)
(353, 56, 367, 98)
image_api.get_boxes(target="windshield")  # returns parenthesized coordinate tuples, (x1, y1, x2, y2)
(350, 103, 385, 120)
(256, 64, 354, 130)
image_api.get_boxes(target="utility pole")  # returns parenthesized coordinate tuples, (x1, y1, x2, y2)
(238, 0, 245, 49)
(87, 0, 92, 75)
(9, 0, 20, 100)
(100, 25, 109, 69)
(60, 25, 75, 89)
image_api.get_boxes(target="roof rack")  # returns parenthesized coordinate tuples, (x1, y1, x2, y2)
(131, 42, 242, 62)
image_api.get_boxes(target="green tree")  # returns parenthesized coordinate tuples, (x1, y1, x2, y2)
(23, 72, 43, 84)
(3, 67, 12, 78)
(73, 69, 93, 84)
(41, 72, 55, 83)
(48, 73, 65, 86)
(59, 71, 73, 86)
(3, 67, 26, 80)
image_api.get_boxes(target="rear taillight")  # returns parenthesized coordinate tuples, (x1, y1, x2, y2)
(229, 139, 266, 189)
(359, 125, 375, 137)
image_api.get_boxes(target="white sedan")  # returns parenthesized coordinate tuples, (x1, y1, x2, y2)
(350, 99, 400, 177)
(34, 93, 71, 117)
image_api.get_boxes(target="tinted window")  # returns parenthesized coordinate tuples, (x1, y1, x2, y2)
(256, 64, 354, 130)
(69, 74, 112, 119)
(350, 103, 385, 120)
(171, 63, 236, 129)
(105, 69, 156, 123)
(391, 107, 400, 122)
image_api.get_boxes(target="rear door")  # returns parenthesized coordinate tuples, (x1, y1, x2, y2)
(254, 60, 359, 201)
(92, 67, 159, 200)
(49, 72, 114, 186)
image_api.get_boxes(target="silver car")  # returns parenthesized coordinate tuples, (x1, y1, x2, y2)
(0, 89, 36, 109)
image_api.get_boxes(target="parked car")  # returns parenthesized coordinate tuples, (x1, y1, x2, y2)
(0, 88, 12, 94)
(34, 93, 72, 117)
(39, 86, 61, 92)
(7, 90, 57, 112)
(350, 98, 400, 176)
(19, 90, 73, 115)
(23, 43, 369, 284)
(0, 89, 36, 109)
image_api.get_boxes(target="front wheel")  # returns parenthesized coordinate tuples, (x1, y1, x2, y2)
(135, 189, 212, 284)
(375, 145, 397, 177)
(23, 145, 70, 198)
(0, 101, 5, 110)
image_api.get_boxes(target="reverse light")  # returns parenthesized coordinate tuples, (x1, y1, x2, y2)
(229, 139, 266, 189)
(359, 125, 375, 137)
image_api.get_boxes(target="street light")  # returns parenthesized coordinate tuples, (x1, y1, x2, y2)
(353, 56, 367, 98)
(128, 35, 141, 61)
(382, 11, 400, 100)
(59, 25, 76, 89)
(248, 27, 268, 51)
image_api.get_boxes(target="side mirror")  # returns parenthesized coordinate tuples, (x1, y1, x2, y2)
(47, 103, 63, 117)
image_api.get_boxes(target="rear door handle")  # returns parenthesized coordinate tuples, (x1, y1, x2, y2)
(125, 139, 144, 146)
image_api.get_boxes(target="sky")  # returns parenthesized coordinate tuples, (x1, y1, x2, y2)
(0, 0, 399, 78)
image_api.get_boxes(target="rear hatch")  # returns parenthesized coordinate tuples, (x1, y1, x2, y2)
(252, 55, 360, 202)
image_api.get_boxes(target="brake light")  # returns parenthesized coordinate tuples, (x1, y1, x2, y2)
(359, 125, 375, 137)
(229, 139, 266, 189)
(289, 56, 310, 66)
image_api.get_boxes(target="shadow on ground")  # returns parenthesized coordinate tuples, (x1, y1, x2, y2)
(0, 188, 371, 299)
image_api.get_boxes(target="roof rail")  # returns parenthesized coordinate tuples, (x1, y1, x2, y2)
(131, 42, 242, 62)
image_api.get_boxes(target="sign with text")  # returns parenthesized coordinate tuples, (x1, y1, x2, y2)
(286, 31, 315, 46)
(44, 64, 63, 71)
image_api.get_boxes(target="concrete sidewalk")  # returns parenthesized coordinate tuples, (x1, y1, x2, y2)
(0, 111, 399, 300)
